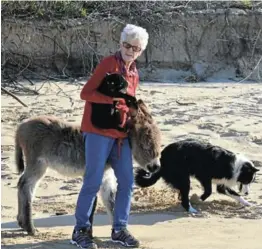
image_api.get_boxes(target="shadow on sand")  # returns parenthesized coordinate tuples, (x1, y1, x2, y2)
(1, 212, 184, 249)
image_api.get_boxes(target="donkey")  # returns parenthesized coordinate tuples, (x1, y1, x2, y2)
(15, 99, 161, 235)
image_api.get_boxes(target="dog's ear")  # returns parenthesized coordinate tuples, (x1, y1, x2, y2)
(119, 75, 128, 87)
(101, 73, 112, 84)
(244, 162, 260, 173)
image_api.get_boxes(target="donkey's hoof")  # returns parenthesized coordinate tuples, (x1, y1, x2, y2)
(27, 230, 36, 236)
(27, 227, 38, 236)
(17, 217, 26, 230)
(17, 220, 23, 228)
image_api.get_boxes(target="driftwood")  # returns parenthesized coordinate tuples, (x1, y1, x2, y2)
(1, 87, 28, 107)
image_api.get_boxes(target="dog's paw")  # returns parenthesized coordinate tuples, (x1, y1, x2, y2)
(188, 205, 198, 214)
(239, 197, 253, 207)
(246, 202, 253, 207)
(243, 201, 253, 207)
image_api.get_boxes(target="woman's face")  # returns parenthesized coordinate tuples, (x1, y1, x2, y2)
(120, 39, 143, 63)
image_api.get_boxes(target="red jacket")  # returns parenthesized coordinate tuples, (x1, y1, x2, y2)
(80, 54, 139, 138)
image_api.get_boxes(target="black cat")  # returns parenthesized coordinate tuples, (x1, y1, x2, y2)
(91, 73, 138, 130)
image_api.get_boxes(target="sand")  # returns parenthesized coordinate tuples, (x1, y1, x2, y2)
(1, 81, 262, 249)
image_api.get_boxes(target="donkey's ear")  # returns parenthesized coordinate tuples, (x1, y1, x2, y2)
(138, 99, 150, 112)
(138, 100, 153, 121)
(137, 99, 145, 105)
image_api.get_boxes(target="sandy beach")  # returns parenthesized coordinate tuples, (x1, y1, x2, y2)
(1, 81, 262, 248)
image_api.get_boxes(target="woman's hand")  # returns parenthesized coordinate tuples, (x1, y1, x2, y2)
(114, 99, 129, 128)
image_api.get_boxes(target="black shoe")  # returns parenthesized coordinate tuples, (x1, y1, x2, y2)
(111, 228, 140, 247)
(70, 228, 97, 249)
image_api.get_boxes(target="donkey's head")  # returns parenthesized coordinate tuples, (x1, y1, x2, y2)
(128, 99, 162, 173)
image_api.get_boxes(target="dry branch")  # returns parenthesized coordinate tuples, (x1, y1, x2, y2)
(239, 55, 262, 83)
(1, 87, 28, 107)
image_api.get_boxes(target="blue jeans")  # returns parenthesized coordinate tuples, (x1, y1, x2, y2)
(75, 132, 134, 231)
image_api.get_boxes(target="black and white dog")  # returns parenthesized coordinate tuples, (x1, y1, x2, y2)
(135, 139, 259, 213)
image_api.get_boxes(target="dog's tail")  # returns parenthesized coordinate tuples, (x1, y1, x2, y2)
(15, 134, 24, 175)
(135, 168, 162, 188)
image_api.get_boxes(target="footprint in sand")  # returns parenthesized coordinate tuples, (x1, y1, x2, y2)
(60, 184, 77, 191)
(165, 119, 191, 125)
(219, 129, 249, 137)
(44, 176, 61, 181)
(18, 113, 30, 122)
(1, 206, 13, 212)
(150, 90, 163, 95)
(253, 161, 262, 168)
(1, 164, 9, 171)
(1, 173, 13, 180)
(161, 128, 172, 132)
(251, 137, 262, 145)
(159, 109, 174, 115)
(189, 132, 211, 137)
(39, 182, 49, 189)
(198, 123, 223, 132)
(173, 134, 189, 140)
(63, 178, 82, 184)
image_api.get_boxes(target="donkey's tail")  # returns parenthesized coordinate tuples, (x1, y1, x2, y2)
(100, 167, 117, 223)
(135, 168, 162, 188)
(15, 135, 24, 174)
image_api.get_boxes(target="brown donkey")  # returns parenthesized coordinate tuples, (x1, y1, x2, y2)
(15, 99, 161, 235)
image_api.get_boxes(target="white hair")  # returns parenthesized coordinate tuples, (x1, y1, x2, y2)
(120, 24, 149, 51)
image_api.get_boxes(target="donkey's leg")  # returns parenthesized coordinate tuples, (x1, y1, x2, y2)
(99, 168, 117, 224)
(17, 175, 25, 229)
(17, 160, 47, 235)
(17, 173, 30, 230)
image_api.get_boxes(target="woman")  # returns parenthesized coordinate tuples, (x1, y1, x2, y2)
(71, 24, 149, 249)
